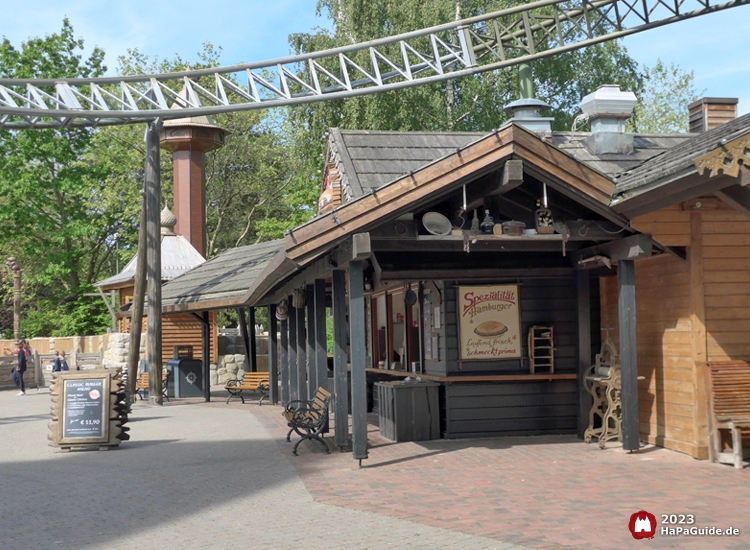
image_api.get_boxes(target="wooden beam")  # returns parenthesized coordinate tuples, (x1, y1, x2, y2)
(306, 284, 316, 398)
(202, 311, 210, 402)
(279, 316, 289, 406)
(288, 302, 298, 402)
(296, 300, 307, 402)
(380, 268, 575, 281)
(690, 212, 708, 459)
(372, 236, 574, 253)
(618, 259, 639, 451)
(498, 159, 524, 193)
(577, 270, 591, 439)
(349, 260, 368, 462)
(564, 220, 627, 241)
(714, 185, 750, 218)
(268, 304, 279, 405)
(682, 197, 732, 211)
(237, 307, 252, 368)
(457, 159, 525, 212)
(145, 121, 163, 406)
(332, 270, 349, 449)
(248, 307, 257, 373)
(332, 232, 372, 266)
(266, 253, 333, 305)
(572, 234, 653, 266)
(314, 279, 328, 394)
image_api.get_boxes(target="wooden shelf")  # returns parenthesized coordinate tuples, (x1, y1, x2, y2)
(418, 234, 563, 242)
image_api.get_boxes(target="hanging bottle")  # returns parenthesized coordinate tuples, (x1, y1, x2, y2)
(480, 209, 494, 234)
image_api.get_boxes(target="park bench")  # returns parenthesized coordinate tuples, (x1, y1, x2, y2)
(135, 369, 170, 402)
(224, 372, 269, 405)
(283, 387, 332, 456)
(706, 361, 750, 469)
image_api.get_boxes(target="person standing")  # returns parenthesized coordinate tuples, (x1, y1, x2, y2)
(12, 340, 26, 395)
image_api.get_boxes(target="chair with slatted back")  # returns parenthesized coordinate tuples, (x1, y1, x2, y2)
(706, 361, 750, 469)
(282, 387, 333, 456)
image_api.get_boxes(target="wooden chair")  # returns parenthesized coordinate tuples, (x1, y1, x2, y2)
(282, 387, 332, 456)
(706, 361, 750, 469)
(135, 369, 170, 402)
(224, 372, 269, 405)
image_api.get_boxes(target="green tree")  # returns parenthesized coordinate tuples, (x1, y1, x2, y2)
(0, 19, 114, 336)
(629, 60, 702, 134)
(285, 0, 644, 212)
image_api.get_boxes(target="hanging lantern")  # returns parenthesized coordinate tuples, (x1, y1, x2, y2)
(535, 184, 555, 234)
(275, 299, 289, 321)
(292, 288, 307, 309)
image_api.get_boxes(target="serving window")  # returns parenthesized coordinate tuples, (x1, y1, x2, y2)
(369, 284, 421, 371)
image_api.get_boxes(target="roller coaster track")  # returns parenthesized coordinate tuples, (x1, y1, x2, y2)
(0, 0, 747, 129)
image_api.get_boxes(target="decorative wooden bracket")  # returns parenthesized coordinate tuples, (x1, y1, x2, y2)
(695, 134, 750, 178)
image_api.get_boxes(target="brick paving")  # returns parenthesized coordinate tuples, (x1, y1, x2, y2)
(0, 388, 528, 550)
(3, 387, 749, 550)
(253, 403, 750, 550)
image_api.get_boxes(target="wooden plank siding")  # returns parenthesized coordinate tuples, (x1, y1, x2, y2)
(600, 252, 698, 457)
(702, 211, 750, 363)
(631, 204, 691, 247)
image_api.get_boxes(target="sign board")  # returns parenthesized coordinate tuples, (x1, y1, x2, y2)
(458, 284, 522, 360)
(59, 373, 110, 445)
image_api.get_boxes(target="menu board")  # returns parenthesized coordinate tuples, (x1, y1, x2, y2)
(458, 284, 522, 360)
(61, 376, 109, 443)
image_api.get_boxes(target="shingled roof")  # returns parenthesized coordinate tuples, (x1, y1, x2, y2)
(611, 110, 750, 205)
(329, 127, 690, 202)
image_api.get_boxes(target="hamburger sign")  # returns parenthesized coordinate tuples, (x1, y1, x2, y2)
(458, 285, 522, 360)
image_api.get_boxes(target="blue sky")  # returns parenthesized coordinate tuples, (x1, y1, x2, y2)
(2, 0, 748, 115)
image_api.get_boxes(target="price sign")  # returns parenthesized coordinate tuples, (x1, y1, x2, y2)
(60, 374, 110, 444)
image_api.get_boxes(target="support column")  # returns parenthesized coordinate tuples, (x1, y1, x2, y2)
(348, 261, 368, 461)
(296, 300, 307, 402)
(690, 212, 708, 458)
(577, 270, 592, 439)
(269, 304, 279, 405)
(306, 284, 316, 396)
(618, 259, 639, 451)
(127, 165, 148, 402)
(248, 307, 257, 372)
(314, 279, 328, 391)
(280, 314, 289, 406)
(146, 119, 163, 406)
(332, 270, 349, 449)
(202, 311, 210, 402)
(288, 302, 298, 402)
(237, 308, 251, 368)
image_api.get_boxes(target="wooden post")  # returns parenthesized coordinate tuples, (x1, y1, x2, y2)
(349, 261, 368, 461)
(618, 259, 639, 451)
(314, 279, 328, 391)
(269, 305, 279, 405)
(690, 212, 708, 458)
(306, 284, 316, 396)
(237, 307, 251, 369)
(296, 300, 307, 402)
(145, 120, 163, 406)
(332, 269, 349, 449)
(202, 311, 210, 402)
(280, 316, 289, 406)
(127, 154, 149, 402)
(577, 270, 592, 439)
(288, 302, 298, 402)
(248, 307, 257, 373)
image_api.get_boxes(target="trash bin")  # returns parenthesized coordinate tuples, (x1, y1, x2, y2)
(167, 358, 203, 398)
(375, 380, 440, 442)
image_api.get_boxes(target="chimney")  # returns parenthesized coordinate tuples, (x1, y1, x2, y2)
(159, 90, 226, 257)
(580, 85, 637, 155)
(503, 64, 554, 133)
(688, 97, 738, 133)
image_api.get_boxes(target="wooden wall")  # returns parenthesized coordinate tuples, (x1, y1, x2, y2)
(702, 210, 750, 362)
(631, 204, 690, 246)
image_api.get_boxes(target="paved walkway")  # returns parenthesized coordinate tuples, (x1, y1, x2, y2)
(3, 388, 750, 549)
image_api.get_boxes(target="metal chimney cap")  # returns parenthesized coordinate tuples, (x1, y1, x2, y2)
(503, 98, 552, 113)
(579, 85, 637, 118)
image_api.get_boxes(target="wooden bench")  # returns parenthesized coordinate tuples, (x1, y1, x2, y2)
(282, 387, 332, 456)
(135, 369, 170, 402)
(225, 372, 269, 405)
(706, 361, 750, 469)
